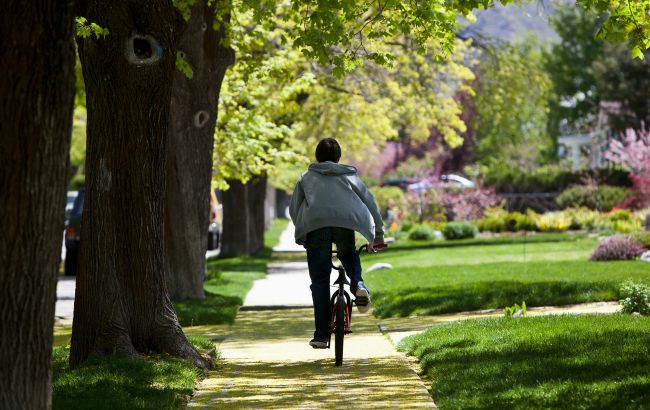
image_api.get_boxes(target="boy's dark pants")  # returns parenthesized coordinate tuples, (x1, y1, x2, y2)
(306, 227, 362, 340)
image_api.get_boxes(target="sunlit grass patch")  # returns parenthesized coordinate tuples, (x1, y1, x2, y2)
(365, 235, 650, 317)
(399, 314, 650, 409)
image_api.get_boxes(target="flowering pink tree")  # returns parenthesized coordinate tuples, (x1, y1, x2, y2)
(605, 126, 650, 210)
(605, 126, 650, 175)
(439, 187, 501, 221)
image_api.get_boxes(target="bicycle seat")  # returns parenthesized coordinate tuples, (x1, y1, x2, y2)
(333, 275, 350, 285)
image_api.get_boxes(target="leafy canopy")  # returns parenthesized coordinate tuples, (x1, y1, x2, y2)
(213, 9, 477, 190)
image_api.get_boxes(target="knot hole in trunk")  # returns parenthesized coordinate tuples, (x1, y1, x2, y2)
(126, 34, 163, 65)
(194, 111, 210, 128)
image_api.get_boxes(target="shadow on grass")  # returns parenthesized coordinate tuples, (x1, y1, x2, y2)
(207, 251, 269, 273)
(174, 292, 242, 326)
(52, 348, 199, 410)
(373, 280, 618, 318)
(400, 315, 650, 409)
(177, 248, 273, 327)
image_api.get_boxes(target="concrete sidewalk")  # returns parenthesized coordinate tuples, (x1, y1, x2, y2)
(189, 308, 436, 409)
(272, 220, 305, 253)
(243, 262, 313, 308)
(189, 222, 435, 408)
(55, 277, 75, 323)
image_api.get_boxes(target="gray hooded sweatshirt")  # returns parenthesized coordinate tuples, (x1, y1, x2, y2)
(289, 161, 384, 246)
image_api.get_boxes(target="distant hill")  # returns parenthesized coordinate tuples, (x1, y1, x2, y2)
(459, 0, 565, 45)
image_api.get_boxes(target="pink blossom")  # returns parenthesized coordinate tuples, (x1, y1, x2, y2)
(604, 126, 650, 175)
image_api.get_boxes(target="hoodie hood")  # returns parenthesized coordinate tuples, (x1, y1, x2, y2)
(308, 161, 357, 176)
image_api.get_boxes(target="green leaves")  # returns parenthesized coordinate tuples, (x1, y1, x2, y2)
(175, 52, 194, 79)
(579, 0, 650, 59)
(473, 39, 552, 168)
(504, 301, 526, 317)
(173, 0, 196, 21)
(75, 17, 109, 39)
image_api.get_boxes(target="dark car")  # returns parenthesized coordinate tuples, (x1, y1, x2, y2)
(64, 189, 84, 276)
(64, 190, 78, 226)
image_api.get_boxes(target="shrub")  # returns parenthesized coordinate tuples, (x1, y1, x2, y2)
(631, 231, 650, 249)
(563, 207, 599, 230)
(400, 219, 415, 233)
(556, 185, 630, 212)
(605, 210, 643, 233)
(589, 235, 645, 261)
(477, 216, 506, 232)
(608, 209, 633, 222)
(370, 186, 407, 212)
(408, 225, 436, 241)
(504, 212, 537, 232)
(484, 164, 630, 193)
(536, 212, 571, 232)
(504, 301, 527, 317)
(619, 281, 650, 315)
(443, 222, 478, 240)
(618, 175, 650, 210)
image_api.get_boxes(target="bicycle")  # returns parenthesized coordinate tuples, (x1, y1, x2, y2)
(327, 242, 387, 366)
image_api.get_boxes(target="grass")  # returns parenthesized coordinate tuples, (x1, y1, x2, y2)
(173, 218, 289, 326)
(399, 314, 650, 409)
(364, 235, 650, 317)
(53, 218, 289, 409)
(52, 336, 215, 410)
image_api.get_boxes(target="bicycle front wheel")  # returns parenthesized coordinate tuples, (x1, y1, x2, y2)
(335, 294, 346, 366)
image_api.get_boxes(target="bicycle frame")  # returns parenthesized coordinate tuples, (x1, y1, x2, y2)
(328, 264, 352, 346)
(327, 243, 387, 363)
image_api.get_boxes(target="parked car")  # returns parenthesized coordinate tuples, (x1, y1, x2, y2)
(64, 190, 78, 226)
(64, 189, 84, 276)
(208, 190, 222, 250)
(382, 175, 475, 192)
(440, 174, 475, 189)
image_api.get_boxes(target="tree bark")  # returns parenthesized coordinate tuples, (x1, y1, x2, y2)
(220, 175, 267, 256)
(70, 0, 209, 370)
(165, 0, 234, 301)
(0, 0, 76, 408)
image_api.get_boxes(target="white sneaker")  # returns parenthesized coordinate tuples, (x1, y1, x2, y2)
(309, 338, 328, 349)
(355, 282, 371, 313)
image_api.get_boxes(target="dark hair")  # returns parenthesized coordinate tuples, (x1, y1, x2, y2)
(315, 138, 341, 163)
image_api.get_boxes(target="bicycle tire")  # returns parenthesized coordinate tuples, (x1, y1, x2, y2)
(335, 294, 345, 366)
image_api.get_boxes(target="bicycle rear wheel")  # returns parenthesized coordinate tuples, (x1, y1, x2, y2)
(335, 294, 345, 366)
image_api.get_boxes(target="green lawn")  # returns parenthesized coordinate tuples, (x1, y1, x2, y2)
(365, 235, 650, 317)
(399, 315, 650, 409)
(174, 218, 289, 326)
(53, 336, 214, 409)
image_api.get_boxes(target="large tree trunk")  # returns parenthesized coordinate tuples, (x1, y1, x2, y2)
(70, 0, 209, 369)
(165, 0, 234, 301)
(220, 175, 267, 256)
(0, 0, 76, 408)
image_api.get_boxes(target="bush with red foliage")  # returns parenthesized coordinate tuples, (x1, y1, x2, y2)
(617, 174, 650, 210)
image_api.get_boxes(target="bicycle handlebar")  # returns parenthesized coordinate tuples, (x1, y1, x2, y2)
(358, 242, 388, 254)
(330, 243, 388, 255)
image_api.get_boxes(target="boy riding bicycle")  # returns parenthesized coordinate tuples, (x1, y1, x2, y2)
(289, 138, 384, 348)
